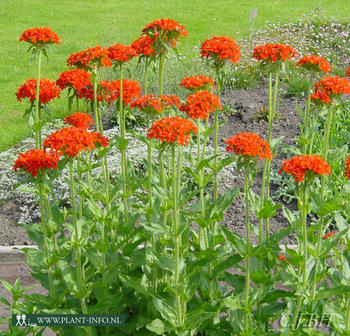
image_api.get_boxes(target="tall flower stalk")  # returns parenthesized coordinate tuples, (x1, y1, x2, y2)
(226, 132, 273, 331)
(279, 154, 331, 326)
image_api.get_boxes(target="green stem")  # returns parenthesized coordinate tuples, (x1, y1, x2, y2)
(144, 58, 149, 95)
(69, 161, 90, 331)
(158, 52, 166, 96)
(345, 297, 350, 331)
(244, 169, 251, 330)
(119, 63, 128, 228)
(77, 157, 83, 219)
(311, 105, 333, 300)
(213, 73, 221, 201)
(292, 181, 308, 328)
(35, 49, 42, 149)
(38, 183, 55, 301)
(76, 95, 80, 112)
(303, 75, 313, 154)
(172, 145, 183, 328)
(93, 66, 100, 133)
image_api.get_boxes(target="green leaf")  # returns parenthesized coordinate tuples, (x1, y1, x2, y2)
(32, 120, 46, 132)
(317, 201, 343, 216)
(257, 200, 281, 219)
(212, 254, 243, 278)
(57, 260, 78, 294)
(0, 279, 13, 293)
(210, 188, 240, 222)
(222, 296, 242, 310)
(146, 319, 169, 335)
(15, 185, 38, 195)
(120, 274, 150, 297)
(320, 230, 346, 257)
(257, 302, 286, 323)
(141, 222, 170, 235)
(220, 226, 247, 256)
(270, 136, 284, 155)
(153, 296, 177, 326)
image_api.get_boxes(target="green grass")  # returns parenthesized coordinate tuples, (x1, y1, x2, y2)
(1, 0, 350, 151)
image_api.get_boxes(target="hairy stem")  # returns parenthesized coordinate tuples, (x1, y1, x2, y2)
(35, 49, 42, 149)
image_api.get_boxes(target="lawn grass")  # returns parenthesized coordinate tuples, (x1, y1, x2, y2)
(1, 0, 349, 151)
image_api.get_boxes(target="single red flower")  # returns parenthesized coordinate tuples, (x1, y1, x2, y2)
(142, 19, 187, 50)
(19, 27, 61, 46)
(344, 155, 350, 180)
(252, 43, 297, 63)
(107, 43, 137, 64)
(64, 112, 95, 130)
(43, 127, 109, 158)
(278, 254, 288, 262)
(323, 231, 337, 240)
(147, 116, 198, 146)
(201, 36, 240, 65)
(296, 55, 331, 74)
(56, 69, 92, 91)
(311, 76, 350, 104)
(279, 155, 331, 182)
(15, 79, 60, 105)
(131, 35, 156, 57)
(131, 94, 180, 115)
(226, 132, 272, 160)
(105, 79, 141, 105)
(13, 149, 59, 177)
(67, 46, 112, 70)
(346, 66, 350, 77)
(179, 75, 215, 91)
(180, 90, 221, 120)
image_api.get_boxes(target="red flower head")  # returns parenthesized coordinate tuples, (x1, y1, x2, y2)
(142, 19, 188, 50)
(252, 43, 297, 63)
(296, 55, 332, 74)
(201, 36, 240, 66)
(278, 254, 288, 262)
(105, 79, 141, 105)
(19, 27, 61, 46)
(180, 90, 222, 120)
(226, 132, 272, 160)
(67, 46, 112, 70)
(323, 231, 337, 240)
(64, 112, 95, 130)
(43, 127, 109, 158)
(76, 83, 104, 102)
(179, 75, 215, 92)
(344, 155, 350, 180)
(13, 149, 59, 177)
(15, 78, 60, 105)
(56, 69, 92, 91)
(107, 43, 137, 64)
(311, 76, 350, 104)
(279, 155, 331, 182)
(147, 116, 198, 146)
(131, 94, 180, 115)
(346, 66, 350, 77)
(131, 35, 156, 57)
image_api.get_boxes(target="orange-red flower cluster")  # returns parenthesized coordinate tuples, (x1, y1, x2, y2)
(15, 78, 60, 105)
(252, 43, 297, 63)
(67, 46, 112, 69)
(201, 36, 240, 64)
(131, 35, 156, 57)
(344, 155, 350, 180)
(180, 90, 222, 120)
(142, 19, 187, 50)
(13, 149, 59, 177)
(279, 155, 331, 182)
(19, 27, 61, 46)
(104, 79, 141, 105)
(131, 94, 180, 114)
(64, 112, 95, 130)
(56, 68, 92, 91)
(107, 44, 137, 63)
(43, 127, 109, 158)
(76, 83, 104, 102)
(323, 231, 337, 240)
(179, 75, 215, 91)
(147, 116, 198, 146)
(278, 254, 287, 262)
(311, 76, 350, 104)
(225, 132, 272, 160)
(296, 55, 331, 73)
(346, 66, 350, 77)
